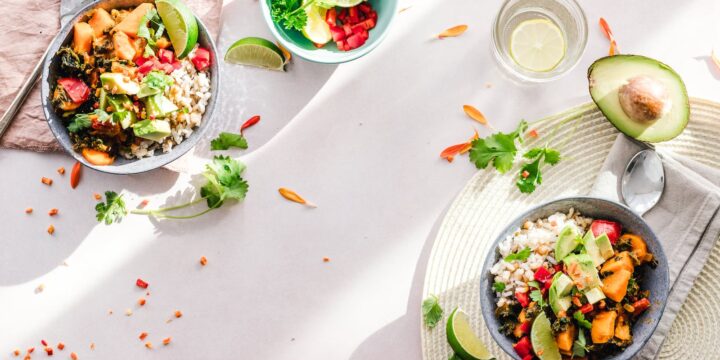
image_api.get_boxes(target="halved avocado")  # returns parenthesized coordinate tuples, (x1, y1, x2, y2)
(588, 55, 689, 142)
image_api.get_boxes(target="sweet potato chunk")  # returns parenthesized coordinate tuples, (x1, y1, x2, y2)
(622, 234, 649, 262)
(602, 269, 632, 302)
(591, 311, 617, 344)
(615, 313, 632, 341)
(113, 32, 136, 61)
(73, 22, 93, 54)
(601, 251, 634, 275)
(556, 323, 576, 354)
(88, 8, 115, 37)
(114, 3, 154, 37)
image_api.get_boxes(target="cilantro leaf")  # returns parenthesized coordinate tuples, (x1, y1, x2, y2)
(210, 132, 249, 151)
(469, 132, 518, 173)
(95, 191, 128, 225)
(421, 294, 443, 329)
(517, 156, 542, 193)
(573, 311, 592, 329)
(527, 280, 541, 289)
(137, 9, 163, 56)
(68, 110, 110, 133)
(200, 155, 249, 208)
(530, 289, 544, 307)
(572, 328, 588, 358)
(493, 281, 506, 293)
(504, 247, 531, 262)
(142, 71, 174, 93)
(544, 148, 561, 165)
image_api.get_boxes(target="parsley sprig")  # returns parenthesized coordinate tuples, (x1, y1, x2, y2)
(421, 294, 443, 329)
(270, 0, 317, 31)
(96, 156, 249, 224)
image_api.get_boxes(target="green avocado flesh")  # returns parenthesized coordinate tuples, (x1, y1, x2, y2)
(588, 55, 689, 142)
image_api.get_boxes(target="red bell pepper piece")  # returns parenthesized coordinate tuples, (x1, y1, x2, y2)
(346, 33, 366, 49)
(521, 356, 533, 360)
(541, 279, 553, 296)
(591, 220, 622, 244)
(515, 291, 530, 308)
(330, 26, 346, 42)
(57, 78, 90, 104)
(632, 298, 651, 315)
(513, 336, 533, 358)
(579, 303, 594, 314)
(337, 8, 347, 21)
(135, 56, 151, 66)
(190, 47, 212, 72)
(326, 8, 337, 26)
(519, 321, 531, 335)
(158, 48, 174, 64)
(138, 58, 157, 75)
(136, 278, 149, 289)
(356, 18, 376, 30)
(533, 266, 553, 284)
(348, 6, 359, 23)
(553, 264, 563, 273)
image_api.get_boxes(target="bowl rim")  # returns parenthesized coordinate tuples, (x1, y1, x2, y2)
(41, 0, 220, 175)
(478, 196, 670, 360)
(258, 0, 399, 64)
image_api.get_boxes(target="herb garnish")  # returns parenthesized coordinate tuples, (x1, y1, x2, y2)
(573, 311, 592, 329)
(504, 247, 531, 262)
(572, 328, 588, 358)
(421, 294, 443, 329)
(96, 156, 248, 224)
(210, 132, 249, 151)
(68, 110, 110, 133)
(517, 147, 561, 193)
(270, 0, 317, 31)
(137, 9, 165, 57)
(492, 281, 506, 293)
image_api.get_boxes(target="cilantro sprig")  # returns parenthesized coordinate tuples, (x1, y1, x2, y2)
(137, 8, 165, 57)
(95, 156, 249, 224)
(573, 311, 592, 329)
(504, 247, 531, 262)
(68, 109, 110, 133)
(421, 294, 444, 329)
(572, 328, 589, 358)
(270, 0, 317, 31)
(517, 146, 561, 193)
(210, 132, 248, 151)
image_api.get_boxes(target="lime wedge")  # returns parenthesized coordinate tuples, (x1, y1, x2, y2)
(530, 312, 562, 360)
(156, 0, 199, 59)
(510, 18, 566, 72)
(301, 2, 332, 45)
(225, 37, 286, 71)
(446, 308, 495, 360)
(317, 0, 363, 7)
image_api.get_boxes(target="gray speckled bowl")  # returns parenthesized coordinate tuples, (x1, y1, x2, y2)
(479, 197, 669, 360)
(41, 0, 219, 174)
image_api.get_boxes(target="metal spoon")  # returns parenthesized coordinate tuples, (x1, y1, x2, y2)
(621, 148, 665, 216)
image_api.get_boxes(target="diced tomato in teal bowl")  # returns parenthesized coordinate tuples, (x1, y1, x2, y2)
(260, 0, 398, 64)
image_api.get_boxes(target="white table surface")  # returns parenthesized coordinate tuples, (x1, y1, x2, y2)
(2, 0, 720, 358)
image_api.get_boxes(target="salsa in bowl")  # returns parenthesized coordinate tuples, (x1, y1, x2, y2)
(41, 0, 219, 174)
(479, 197, 669, 360)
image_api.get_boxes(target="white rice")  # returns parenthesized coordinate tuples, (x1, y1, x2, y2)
(489, 208, 593, 307)
(123, 49, 211, 159)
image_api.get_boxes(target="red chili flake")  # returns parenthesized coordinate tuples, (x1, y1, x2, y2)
(136, 278, 149, 289)
(57, 342, 65, 351)
(137, 199, 149, 209)
(47, 225, 55, 235)
(527, 129, 539, 138)
(27, 347, 34, 354)
(94, 193, 102, 200)
(41, 177, 53, 186)
(240, 115, 261, 133)
(174, 310, 182, 318)
(521, 170, 530, 179)
(323, 257, 330, 262)
(41, 340, 48, 346)
(162, 337, 171, 346)
(48, 208, 59, 216)
(25, 208, 33, 214)
(57, 167, 65, 175)
(13, 349, 20, 356)
(44, 346, 53, 356)
(138, 298, 146, 306)
(199, 256, 208, 266)
(70, 352, 78, 360)
(23, 356, 30, 360)
(139, 332, 148, 341)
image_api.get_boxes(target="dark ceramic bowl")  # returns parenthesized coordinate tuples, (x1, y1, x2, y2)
(41, 0, 220, 174)
(479, 197, 669, 360)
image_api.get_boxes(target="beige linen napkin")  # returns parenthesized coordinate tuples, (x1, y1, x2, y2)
(0, 0, 222, 152)
(590, 134, 720, 359)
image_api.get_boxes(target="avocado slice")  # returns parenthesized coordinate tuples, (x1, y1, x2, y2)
(113, 111, 137, 129)
(554, 225, 579, 262)
(100, 72, 140, 95)
(595, 233, 615, 260)
(588, 55, 689, 142)
(143, 94, 179, 119)
(133, 119, 171, 142)
(583, 287, 606, 305)
(552, 272, 574, 296)
(549, 272, 573, 316)
(98, 88, 108, 111)
(581, 230, 605, 267)
(563, 254, 601, 290)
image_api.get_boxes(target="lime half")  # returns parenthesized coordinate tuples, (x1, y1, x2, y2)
(510, 18, 566, 72)
(301, 3, 332, 45)
(157, 0, 199, 59)
(446, 308, 495, 360)
(225, 37, 286, 71)
(317, 0, 363, 7)
(530, 312, 561, 360)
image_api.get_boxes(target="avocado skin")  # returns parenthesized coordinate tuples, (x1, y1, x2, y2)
(587, 54, 689, 143)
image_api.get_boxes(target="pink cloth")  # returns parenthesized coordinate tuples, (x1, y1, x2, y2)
(0, 0, 222, 152)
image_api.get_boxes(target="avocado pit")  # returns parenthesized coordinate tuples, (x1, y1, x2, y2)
(618, 75, 671, 122)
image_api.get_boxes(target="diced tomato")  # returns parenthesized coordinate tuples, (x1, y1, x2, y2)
(135, 56, 151, 66)
(346, 33, 366, 49)
(369, 10, 377, 21)
(348, 6, 359, 23)
(533, 266, 553, 284)
(355, 18, 376, 30)
(343, 24, 353, 36)
(515, 291, 530, 308)
(337, 8, 347, 21)
(519, 321, 531, 335)
(541, 279, 552, 296)
(138, 59, 157, 75)
(57, 78, 90, 104)
(632, 298, 651, 316)
(190, 47, 212, 72)
(136, 278, 149, 289)
(579, 303, 594, 314)
(352, 24, 366, 35)
(513, 336, 533, 358)
(330, 26, 346, 42)
(158, 48, 174, 64)
(326, 8, 337, 26)
(553, 263, 563, 273)
(358, 2, 371, 14)
(171, 60, 182, 70)
(522, 356, 533, 360)
(591, 220, 622, 244)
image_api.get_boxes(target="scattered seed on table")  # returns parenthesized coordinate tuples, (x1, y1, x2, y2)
(27, 347, 34, 354)
(70, 352, 78, 360)
(139, 332, 148, 341)
(13, 349, 20, 356)
(25, 207, 33, 214)
(48, 208, 59, 216)
(93, 193, 101, 200)
(57, 342, 64, 351)
(323, 257, 330, 263)
(41, 177, 53, 186)
(174, 310, 182, 318)
(35, 284, 44, 294)
(47, 225, 55, 235)
(125, 308, 133, 316)
(44, 346, 53, 355)
(138, 298, 146, 306)
(41, 340, 47, 346)
(136, 278, 148, 289)
(145, 342, 153, 349)
(137, 199, 149, 209)
(57, 167, 65, 175)
(199, 256, 208, 266)
(89, 342, 95, 350)
(162, 337, 171, 346)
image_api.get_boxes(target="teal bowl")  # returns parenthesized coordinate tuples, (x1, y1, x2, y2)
(260, 0, 398, 63)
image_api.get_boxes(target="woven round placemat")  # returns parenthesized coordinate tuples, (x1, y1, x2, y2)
(421, 98, 720, 360)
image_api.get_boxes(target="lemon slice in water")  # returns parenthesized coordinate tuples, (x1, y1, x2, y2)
(510, 18, 566, 72)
